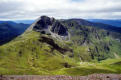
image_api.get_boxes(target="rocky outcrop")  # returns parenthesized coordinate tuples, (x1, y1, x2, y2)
(29, 16, 69, 40)
(39, 36, 73, 56)
(51, 21, 68, 36)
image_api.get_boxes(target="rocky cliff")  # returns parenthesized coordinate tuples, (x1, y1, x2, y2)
(28, 16, 69, 40)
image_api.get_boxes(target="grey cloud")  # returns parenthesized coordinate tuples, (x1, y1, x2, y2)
(0, 1, 24, 13)
(0, 0, 121, 19)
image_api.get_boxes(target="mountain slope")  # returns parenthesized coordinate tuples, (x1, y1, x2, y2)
(62, 18, 121, 61)
(14, 20, 34, 24)
(67, 19, 121, 33)
(0, 16, 121, 75)
(88, 19, 121, 27)
(0, 21, 30, 45)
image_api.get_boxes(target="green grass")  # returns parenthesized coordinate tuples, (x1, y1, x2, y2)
(52, 58, 121, 76)
(0, 31, 121, 75)
(0, 31, 78, 75)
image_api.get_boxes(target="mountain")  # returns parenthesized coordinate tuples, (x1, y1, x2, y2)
(0, 16, 121, 75)
(14, 20, 34, 24)
(68, 19, 121, 33)
(0, 21, 30, 45)
(88, 19, 121, 27)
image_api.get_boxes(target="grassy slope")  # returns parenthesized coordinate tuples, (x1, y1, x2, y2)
(54, 58, 121, 76)
(0, 31, 121, 75)
(0, 31, 77, 75)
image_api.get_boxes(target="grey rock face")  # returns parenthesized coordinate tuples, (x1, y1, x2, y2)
(33, 16, 53, 30)
(31, 16, 69, 40)
(51, 21, 68, 36)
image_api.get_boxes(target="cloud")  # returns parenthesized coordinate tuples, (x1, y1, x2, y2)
(0, 0, 121, 20)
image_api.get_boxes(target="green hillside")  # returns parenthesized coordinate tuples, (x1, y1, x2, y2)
(0, 31, 77, 75)
(63, 20, 121, 61)
(0, 16, 121, 75)
(0, 31, 121, 75)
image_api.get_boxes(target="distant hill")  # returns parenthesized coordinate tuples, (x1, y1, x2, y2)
(14, 20, 34, 24)
(0, 21, 16, 25)
(87, 19, 121, 27)
(0, 21, 29, 45)
(67, 19, 121, 34)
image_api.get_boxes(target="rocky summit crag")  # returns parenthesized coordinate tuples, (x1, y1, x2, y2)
(28, 16, 69, 40)
(0, 16, 121, 75)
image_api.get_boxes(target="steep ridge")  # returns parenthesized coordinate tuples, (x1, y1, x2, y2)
(17, 16, 121, 61)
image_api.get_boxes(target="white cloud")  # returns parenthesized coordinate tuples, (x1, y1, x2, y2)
(0, 0, 121, 20)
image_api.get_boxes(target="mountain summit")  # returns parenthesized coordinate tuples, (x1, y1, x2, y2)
(28, 16, 69, 40)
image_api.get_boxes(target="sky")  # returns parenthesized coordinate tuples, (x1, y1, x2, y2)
(0, 0, 121, 20)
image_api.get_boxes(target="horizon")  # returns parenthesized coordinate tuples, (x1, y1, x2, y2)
(0, 17, 121, 21)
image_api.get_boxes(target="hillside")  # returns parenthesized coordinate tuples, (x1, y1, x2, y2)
(67, 19, 121, 33)
(88, 19, 121, 27)
(0, 16, 121, 75)
(14, 20, 34, 24)
(0, 21, 29, 45)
